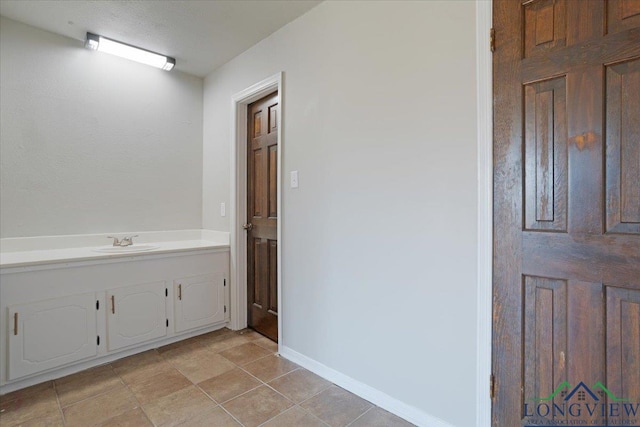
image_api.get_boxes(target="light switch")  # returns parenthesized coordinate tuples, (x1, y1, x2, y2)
(220, 202, 226, 217)
(290, 171, 299, 188)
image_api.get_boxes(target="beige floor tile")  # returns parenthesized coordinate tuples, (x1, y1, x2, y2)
(116, 358, 176, 385)
(112, 349, 161, 368)
(142, 385, 216, 427)
(112, 350, 173, 380)
(175, 406, 241, 427)
(168, 350, 237, 384)
(22, 416, 65, 427)
(200, 334, 254, 353)
(97, 408, 153, 427)
(242, 354, 299, 382)
(156, 338, 203, 355)
(126, 367, 192, 404)
(55, 364, 110, 386)
(268, 369, 332, 403)
(160, 340, 211, 363)
(6, 411, 65, 427)
(0, 388, 59, 426)
(0, 335, 400, 427)
(347, 407, 415, 427)
(253, 336, 278, 353)
(194, 328, 233, 345)
(0, 381, 53, 404)
(55, 365, 122, 407)
(62, 385, 137, 427)
(198, 368, 262, 403)
(112, 351, 167, 380)
(158, 338, 205, 361)
(261, 406, 328, 427)
(219, 343, 272, 365)
(233, 329, 263, 340)
(222, 386, 293, 427)
(300, 386, 372, 427)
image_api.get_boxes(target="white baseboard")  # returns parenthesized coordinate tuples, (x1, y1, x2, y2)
(279, 346, 455, 427)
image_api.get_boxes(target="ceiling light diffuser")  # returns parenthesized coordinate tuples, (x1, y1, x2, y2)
(85, 33, 175, 71)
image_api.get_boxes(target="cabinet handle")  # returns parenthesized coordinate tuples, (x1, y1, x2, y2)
(111, 295, 115, 314)
(14, 312, 18, 336)
(178, 284, 182, 300)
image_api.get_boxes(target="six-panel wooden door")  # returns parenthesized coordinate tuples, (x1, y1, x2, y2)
(493, 1, 640, 425)
(246, 92, 279, 342)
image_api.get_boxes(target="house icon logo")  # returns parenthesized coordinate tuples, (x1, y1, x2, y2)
(563, 381, 599, 401)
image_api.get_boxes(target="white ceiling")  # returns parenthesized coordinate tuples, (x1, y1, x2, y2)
(0, 0, 321, 77)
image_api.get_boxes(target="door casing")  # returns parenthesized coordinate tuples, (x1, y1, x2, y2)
(229, 72, 283, 353)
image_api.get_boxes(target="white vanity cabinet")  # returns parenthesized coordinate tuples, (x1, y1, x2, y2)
(0, 246, 230, 393)
(106, 281, 167, 351)
(174, 273, 226, 333)
(7, 293, 97, 380)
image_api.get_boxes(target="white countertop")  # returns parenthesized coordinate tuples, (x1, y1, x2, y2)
(0, 230, 230, 269)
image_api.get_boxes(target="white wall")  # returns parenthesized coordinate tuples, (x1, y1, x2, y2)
(0, 17, 203, 238)
(203, 2, 478, 426)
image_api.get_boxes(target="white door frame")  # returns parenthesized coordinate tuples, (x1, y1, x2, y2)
(476, 0, 493, 425)
(229, 73, 283, 352)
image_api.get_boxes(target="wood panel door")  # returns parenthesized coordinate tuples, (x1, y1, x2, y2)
(246, 92, 278, 342)
(493, 1, 640, 425)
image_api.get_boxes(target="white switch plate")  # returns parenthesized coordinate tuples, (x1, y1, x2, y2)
(220, 202, 226, 217)
(290, 171, 299, 188)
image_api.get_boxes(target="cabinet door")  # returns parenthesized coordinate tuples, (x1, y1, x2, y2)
(107, 281, 167, 351)
(174, 273, 225, 333)
(8, 293, 97, 380)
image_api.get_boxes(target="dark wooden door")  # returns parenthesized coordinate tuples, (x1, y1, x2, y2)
(493, 1, 640, 425)
(246, 92, 278, 342)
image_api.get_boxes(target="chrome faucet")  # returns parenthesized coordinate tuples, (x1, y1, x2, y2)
(107, 235, 138, 247)
(119, 235, 138, 246)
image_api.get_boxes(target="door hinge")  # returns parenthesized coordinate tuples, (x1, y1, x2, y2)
(490, 374, 496, 399)
(490, 28, 495, 52)
(166, 319, 169, 327)
(224, 279, 226, 287)
(96, 300, 99, 310)
(224, 305, 227, 313)
(165, 288, 168, 297)
(97, 335, 100, 346)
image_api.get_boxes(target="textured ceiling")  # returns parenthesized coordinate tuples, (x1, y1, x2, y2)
(0, 0, 321, 77)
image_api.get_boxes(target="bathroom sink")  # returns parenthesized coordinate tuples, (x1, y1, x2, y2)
(92, 244, 160, 253)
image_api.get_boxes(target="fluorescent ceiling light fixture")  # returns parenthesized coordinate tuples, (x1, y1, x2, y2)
(85, 33, 175, 71)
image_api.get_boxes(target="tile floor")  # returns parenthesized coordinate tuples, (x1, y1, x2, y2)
(0, 328, 415, 427)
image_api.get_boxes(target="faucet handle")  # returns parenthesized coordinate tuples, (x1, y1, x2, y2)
(107, 236, 120, 246)
(121, 235, 139, 246)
